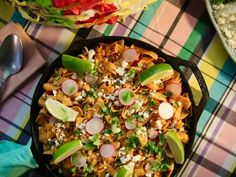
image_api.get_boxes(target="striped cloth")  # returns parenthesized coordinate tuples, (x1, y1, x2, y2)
(0, 0, 235, 177)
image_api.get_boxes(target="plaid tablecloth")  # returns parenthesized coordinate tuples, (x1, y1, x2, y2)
(0, 0, 235, 177)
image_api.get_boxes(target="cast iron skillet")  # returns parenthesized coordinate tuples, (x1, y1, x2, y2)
(30, 36, 209, 177)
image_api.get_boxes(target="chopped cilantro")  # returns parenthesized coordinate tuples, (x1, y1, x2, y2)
(150, 158, 170, 172)
(115, 131, 123, 138)
(111, 116, 119, 124)
(115, 158, 122, 167)
(148, 97, 158, 107)
(88, 134, 101, 146)
(84, 166, 93, 174)
(87, 88, 98, 98)
(83, 104, 88, 111)
(134, 114, 142, 120)
(126, 135, 140, 148)
(114, 79, 121, 85)
(159, 133, 166, 146)
(53, 70, 61, 81)
(84, 134, 101, 151)
(101, 105, 111, 115)
(74, 129, 81, 136)
(127, 117, 134, 123)
(145, 141, 159, 154)
(101, 105, 110, 115)
(164, 91, 173, 97)
(104, 129, 112, 134)
(128, 69, 136, 79)
(160, 158, 171, 172)
(83, 142, 96, 151)
(70, 167, 77, 174)
(48, 141, 55, 148)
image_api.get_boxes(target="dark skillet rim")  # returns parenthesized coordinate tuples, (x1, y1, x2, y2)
(30, 36, 209, 177)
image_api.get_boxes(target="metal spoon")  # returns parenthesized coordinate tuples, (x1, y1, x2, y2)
(0, 34, 23, 92)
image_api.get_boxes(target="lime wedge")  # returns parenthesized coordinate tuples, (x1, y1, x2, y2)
(62, 54, 93, 74)
(53, 140, 83, 164)
(45, 98, 78, 122)
(117, 162, 135, 177)
(165, 131, 185, 164)
(139, 63, 173, 85)
(117, 165, 133, 177)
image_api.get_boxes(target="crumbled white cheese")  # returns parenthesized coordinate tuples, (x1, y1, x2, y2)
(108, 95, 115, 101)
(101, 76, 112, 84)
(77, 121, 86, 129)
(105, 173, 110, 177)
(75, 95, 83, 101)
(97, 92, 103, 97)
(150, 91, 156, 98)
(42, 93, 47, 98)
(52, 90, 57, 96)
(55, 140, 60, 147)
(120, 155, 132, 164)
(156, 120, 163, 130)
(81, 90, 87, 97)
(55, 122, 65, 129)
(143, 112, 149, 119)
(122, 60, 129, 68)
(126, 162, 135, 169)
(212, 2, 236, 50)
(132, 155, 141, 162)
(108, 102, 112, 107)
(88, 49, 96, 61)
(93, 113, 103, 118)
(116, 67, 125, 76)
(71, 72, 78, 80)
(121, 79, 127, 85)
(136, 127, 147, 137)
(58, 168, 63, 174)
(118, 147, 126, 157)
(180, 127, 185, 132)
(111, 124, 121, 133)
(126, 108, 135, 115)
(134, 99, 144, 110)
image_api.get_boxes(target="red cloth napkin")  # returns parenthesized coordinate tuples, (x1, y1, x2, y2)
(0, 22, 46, 103)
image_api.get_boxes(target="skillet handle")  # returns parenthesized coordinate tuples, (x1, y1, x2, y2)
(168, 58, 209, 119)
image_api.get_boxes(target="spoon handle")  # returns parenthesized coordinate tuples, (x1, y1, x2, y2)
(0, 72, 10, 95)
(0, 79, 5, 90)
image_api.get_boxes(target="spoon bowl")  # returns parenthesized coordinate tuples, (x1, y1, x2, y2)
(0, 34, 23, 91)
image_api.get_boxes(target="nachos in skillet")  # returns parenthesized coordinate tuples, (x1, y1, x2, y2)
(35, 40, 192, 177)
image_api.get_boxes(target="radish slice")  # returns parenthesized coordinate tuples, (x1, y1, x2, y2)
(122, 48, 138, 62)
(100, 144, 115, 158)
(118, 88, 135, 106)
(148, 129, 158, 139)
(86, 118, 104, 135)
(62, 79, 78, 96)
(125, 119, 136, 130)
(85, 74, 97, 84)
(71, 152, 87, 168)
(165, 82, 182, 97)
(158, 102, 174, 120)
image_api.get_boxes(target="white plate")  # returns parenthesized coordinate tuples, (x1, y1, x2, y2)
(205, 0, 236, 62)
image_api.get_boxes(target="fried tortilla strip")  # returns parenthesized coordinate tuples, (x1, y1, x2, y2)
(133, 45, 158, 59)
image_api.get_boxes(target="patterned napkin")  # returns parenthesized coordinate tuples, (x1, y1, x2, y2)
(0, 22, 46, 103)
(0, 139, 38, 177)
